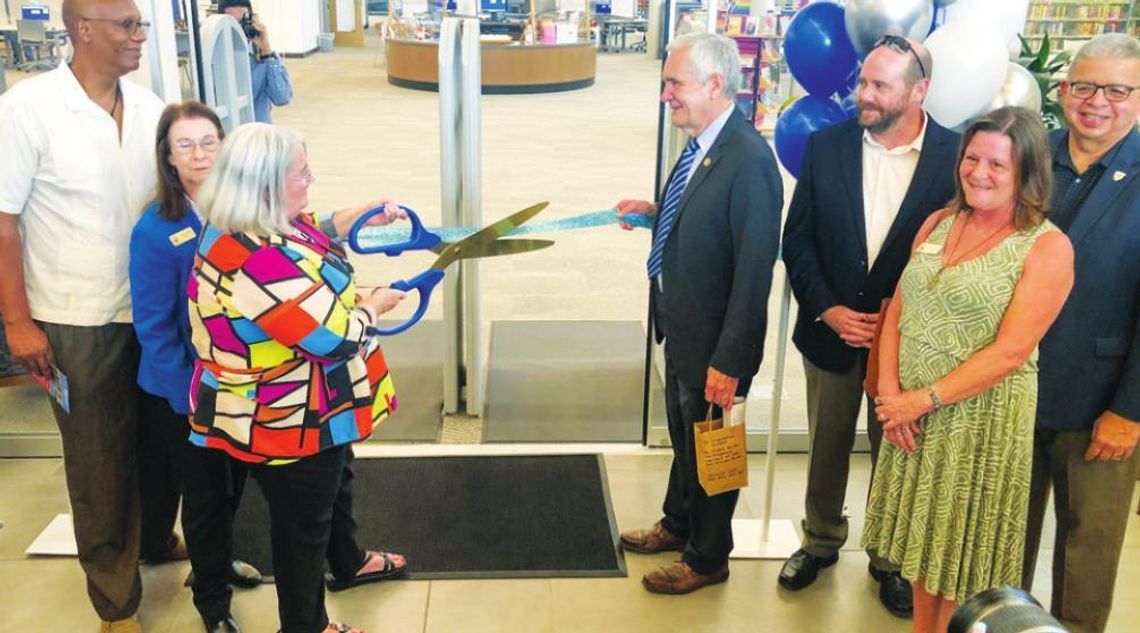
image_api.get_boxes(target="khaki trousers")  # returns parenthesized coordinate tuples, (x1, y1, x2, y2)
(801, 356, 895, 571)
(1023, 428, 1140, 633)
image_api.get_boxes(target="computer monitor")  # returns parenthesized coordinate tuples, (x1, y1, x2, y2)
(481, 0, 507, 12)
(21, 4, 50, 21)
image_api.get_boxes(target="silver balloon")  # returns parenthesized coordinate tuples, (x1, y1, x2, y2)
(845, 0, 936, 55)
(979, 63, 1043, 116)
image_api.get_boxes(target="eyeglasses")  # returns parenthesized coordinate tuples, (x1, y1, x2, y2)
(873, 34, 926, 80)
(289, 167, 315, 185)
(1065, 81, 1140, 103)
(81, 17, 151, 36)
(172, 136, 220, 155)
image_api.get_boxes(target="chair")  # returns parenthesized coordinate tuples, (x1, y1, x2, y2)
(16, 19, 61, 72)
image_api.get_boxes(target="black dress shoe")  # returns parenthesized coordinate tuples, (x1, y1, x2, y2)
(777, 548, 839, 590)
(229, 560, 262, 588)
(869, 565, 914, 618)
(204, 615, 241, 633)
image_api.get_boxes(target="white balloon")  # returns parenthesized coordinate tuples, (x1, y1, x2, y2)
(924, 20, 1009, 128)
(944, 0, 1030, 46)
(983, 63, 1043, 115)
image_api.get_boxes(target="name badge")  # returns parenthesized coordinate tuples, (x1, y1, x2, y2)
(917, 242, 942, 255)
(169, 227, 197, 247)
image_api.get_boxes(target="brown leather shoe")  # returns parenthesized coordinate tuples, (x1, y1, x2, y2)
(641, 561, 729, 594)
(620, 522, 685, 554)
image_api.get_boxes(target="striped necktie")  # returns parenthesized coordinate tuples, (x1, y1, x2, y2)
(647, 137, 701, 278)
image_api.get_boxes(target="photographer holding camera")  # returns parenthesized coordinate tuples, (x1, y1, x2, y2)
(218, 0, 293, 123)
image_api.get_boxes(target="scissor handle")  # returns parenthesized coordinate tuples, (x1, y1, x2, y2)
(347, 205, 442, 256)
(365, 269, 445, 336)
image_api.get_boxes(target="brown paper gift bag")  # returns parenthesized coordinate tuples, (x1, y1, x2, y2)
(693, 405, 749, 496)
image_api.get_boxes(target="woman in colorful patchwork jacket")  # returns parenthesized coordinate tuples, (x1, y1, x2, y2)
(189, 122, 408, 633)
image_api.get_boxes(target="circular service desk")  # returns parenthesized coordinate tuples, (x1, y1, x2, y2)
(386, 39, 597, 94)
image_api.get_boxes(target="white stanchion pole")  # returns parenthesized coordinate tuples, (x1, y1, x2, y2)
(731, 269, 799, 559)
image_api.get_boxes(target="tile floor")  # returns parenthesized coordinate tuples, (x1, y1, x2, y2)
(1, 452, 1137, 632)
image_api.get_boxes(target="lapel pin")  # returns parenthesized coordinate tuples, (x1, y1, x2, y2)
(703, 157, 712, 168)
(1113, 170, 1126, 182)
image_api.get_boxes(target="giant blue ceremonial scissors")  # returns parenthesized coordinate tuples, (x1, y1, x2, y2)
(347, 201, 553, 336)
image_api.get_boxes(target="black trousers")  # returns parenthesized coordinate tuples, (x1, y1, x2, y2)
(137, 392, 183, 560)
(326, 447, 367, 582)
(137, 391, 248, 623)
(658, 362, 740, 574)
(250, 444, 354, 633)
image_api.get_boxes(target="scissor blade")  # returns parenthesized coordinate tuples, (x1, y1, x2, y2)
(452, 238, 554, 260)
(432, 201, 550, 266)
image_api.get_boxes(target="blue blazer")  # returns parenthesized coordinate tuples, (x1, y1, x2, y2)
(650, 109, 784, 390)
(129, 201, 200, 415)
(782, 118, 960, 374)
(1037, 129, 1140, 431)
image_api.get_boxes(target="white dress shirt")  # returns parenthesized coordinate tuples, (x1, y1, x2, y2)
(687, 103, 736, 184)
(861, 115, 927, 269)
(0, 64, 165, 326)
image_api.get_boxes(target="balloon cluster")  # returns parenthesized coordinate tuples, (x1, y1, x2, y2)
(774, 0, 1039, 178)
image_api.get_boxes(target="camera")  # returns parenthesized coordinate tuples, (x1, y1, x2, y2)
(239, 11, 260, 41)
(949, 587, 1069, 633)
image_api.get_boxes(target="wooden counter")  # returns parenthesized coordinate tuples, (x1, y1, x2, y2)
(386, 39, 597, 94)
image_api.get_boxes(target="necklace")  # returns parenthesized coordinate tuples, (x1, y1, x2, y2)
(110, 82, 121, 118)
(926, 213, 1012, 291)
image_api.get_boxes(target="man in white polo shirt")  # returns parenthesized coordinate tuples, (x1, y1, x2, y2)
(0, 1, 164, 631)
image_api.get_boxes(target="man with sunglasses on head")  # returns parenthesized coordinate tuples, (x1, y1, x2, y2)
(217, 0, 292, 123)
(0, 1, 165, 631)
(779, 35, 959, 618)
(1022, 33, 1140, 633)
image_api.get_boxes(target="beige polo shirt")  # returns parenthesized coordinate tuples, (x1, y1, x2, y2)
(0, 64, 164, 326)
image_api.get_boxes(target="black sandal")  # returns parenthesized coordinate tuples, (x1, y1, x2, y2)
(325, 551, 407, 592)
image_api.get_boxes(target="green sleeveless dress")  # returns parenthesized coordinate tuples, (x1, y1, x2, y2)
(861, 213, 1057, 602)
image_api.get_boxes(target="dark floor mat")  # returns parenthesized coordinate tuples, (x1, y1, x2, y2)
(231, 454, 626, 580)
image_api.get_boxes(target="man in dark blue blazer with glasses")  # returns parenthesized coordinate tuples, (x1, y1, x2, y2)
(1022, 33, 1140, 633)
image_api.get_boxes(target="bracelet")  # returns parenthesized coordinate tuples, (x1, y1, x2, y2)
(928, 386, 944, 410)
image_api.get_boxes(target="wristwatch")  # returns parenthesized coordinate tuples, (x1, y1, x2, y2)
(257, 51, 280, 62)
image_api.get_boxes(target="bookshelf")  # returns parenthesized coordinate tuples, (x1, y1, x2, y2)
(1024, 1, 1134, 44)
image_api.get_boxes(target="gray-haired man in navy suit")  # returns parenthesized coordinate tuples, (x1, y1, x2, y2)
(614, 31, 783, 595)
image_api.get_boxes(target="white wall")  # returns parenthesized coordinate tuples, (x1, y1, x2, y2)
(254, 0, 321, 54)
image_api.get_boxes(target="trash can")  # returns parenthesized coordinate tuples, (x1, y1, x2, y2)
(318, 33, 335, 53)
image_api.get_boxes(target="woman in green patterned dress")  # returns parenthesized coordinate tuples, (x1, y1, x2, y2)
(861, 107, 1075, 633)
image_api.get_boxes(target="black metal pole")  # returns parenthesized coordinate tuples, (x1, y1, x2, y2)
(188, 0, 207, 103)
(642, 0, 674, 445)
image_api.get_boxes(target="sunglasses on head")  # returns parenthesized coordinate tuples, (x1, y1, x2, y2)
(873, 34, 926, 80)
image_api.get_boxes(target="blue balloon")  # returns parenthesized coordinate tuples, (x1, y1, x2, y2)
(838, 93, 859, 120)
(784, 1, 859, 96)
(775, 95, 848, 178)
(836, 62, 862, 100)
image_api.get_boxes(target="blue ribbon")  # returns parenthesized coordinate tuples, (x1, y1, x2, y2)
(351, 208, 654, 249)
